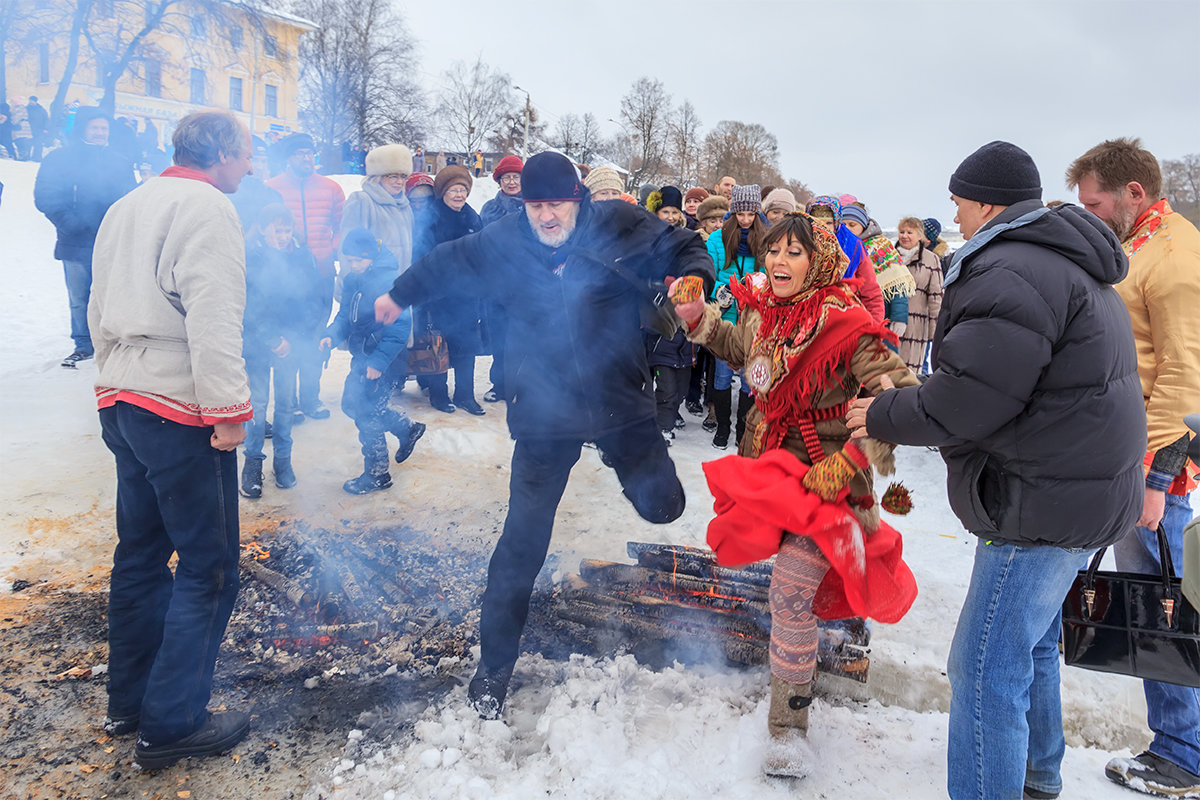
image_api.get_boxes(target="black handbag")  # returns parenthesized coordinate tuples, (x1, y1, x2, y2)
(1061, 525, 1200, 687)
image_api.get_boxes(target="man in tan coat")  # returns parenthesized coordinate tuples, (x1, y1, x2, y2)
(90, 110, 254, 771)
(1069, 137, 1200, 797)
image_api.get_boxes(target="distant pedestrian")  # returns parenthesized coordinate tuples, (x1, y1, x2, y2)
(894, 216, 943, 374)
(90, 109, 255, 771)
(25, 96, 49, 161)
(412, 146, 425, 174)
(34, 107, 138, 367)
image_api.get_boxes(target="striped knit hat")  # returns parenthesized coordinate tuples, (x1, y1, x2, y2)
(729, 184, 761, 214)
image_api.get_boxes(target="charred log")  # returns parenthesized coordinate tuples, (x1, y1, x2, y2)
(626, 541, 773, 580)
(577, 560, 769, 618)
(240, 556, 315, 609)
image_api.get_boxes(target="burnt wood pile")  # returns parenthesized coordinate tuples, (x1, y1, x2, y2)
(553, 541, 871, 682)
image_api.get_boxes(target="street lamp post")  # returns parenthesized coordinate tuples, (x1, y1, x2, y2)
(514, 85, 531, 159)
(608, 117, 634, 191)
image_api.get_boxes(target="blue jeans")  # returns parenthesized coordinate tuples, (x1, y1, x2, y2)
(99, 402, 240, 744)
(63, 257, 93, 353)
(713, 359, 750, 394)
(1115, 491, 1200, 775)
(244, 354, 298, 461)
(947, 539, 1094, 799)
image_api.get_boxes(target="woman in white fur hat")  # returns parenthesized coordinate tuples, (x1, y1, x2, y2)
(343, 144, 416, 273)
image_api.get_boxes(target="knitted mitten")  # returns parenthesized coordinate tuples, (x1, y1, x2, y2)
(802, 441, 869, 502)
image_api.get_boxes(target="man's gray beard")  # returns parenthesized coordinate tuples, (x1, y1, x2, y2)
(533, 223, 574, 247)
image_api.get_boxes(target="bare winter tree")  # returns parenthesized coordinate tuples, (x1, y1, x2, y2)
(576, 112, 602, 164)
(488, 102, 546, 157)
(436, 56, 513, 156)
(552, 112, 582, 159)
(668, 100, 702, 188)
(619, 76, 671, 189)
(292, 0, 424, 147)
(1162, 153, 1200, 226)
(701, 120, 783, 188)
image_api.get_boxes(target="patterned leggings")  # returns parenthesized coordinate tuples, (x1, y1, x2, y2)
(769, 534, 830, 684)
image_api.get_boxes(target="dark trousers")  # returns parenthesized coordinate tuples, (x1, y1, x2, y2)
(486, 304, 508, 395)
(340, 360, 413, 475)
(479, 418, 686, 673)
(99, 402, 240, 744)
(685, 348, 714, 407)
(299, 275, 335, 411)
(653, 365, 689, 432)
(426, 355, 477, 406)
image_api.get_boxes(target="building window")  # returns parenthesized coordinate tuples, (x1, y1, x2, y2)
(229, 77, 243, 111)
(264, 35, 277, 58)
(264, 84, 278, 118)
(146, 59, 162, 97)
(229, 25, 243, 51)
(189, 68, 206, 105)
(38, 42, 50, 83)
(191, 15, 207, 39)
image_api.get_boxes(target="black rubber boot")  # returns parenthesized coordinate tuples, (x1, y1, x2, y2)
(736, 391, 756, 447)
(712, 388, 732, 450)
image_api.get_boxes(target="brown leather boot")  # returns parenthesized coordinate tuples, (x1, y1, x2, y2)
(764, 674, 813, 778)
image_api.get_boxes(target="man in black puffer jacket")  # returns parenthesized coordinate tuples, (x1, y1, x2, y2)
(848, 141, 1145, 800)
(375, 152, 714, 719)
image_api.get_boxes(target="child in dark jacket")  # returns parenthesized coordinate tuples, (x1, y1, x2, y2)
(241, 204, 324, 498)
(321, 228, 426, 495)
(646, 327, 694, 441)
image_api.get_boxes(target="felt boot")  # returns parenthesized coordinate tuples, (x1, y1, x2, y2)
(763, 674, 813, 779)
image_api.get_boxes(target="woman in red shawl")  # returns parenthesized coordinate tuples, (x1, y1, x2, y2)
(668, 212, 920, 778)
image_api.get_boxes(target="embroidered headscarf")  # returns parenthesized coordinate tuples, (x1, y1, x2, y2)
(729, 212, 892, 456)
(806, 195, 843, 227)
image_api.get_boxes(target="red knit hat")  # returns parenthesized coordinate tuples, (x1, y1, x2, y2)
(684, 187, 710, 205)
(404, 172, 434, 196)
(492, 155, 524, 182)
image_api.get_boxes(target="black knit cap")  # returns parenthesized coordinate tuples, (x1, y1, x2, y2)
(659, 185, 684, 210)
(341, 227, 380, 261)
(279, 132, 315, 158)
(521, 152, 585, 203)
(949, 141, 1042, 205)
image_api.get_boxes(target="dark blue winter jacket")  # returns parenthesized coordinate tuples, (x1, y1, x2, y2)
(646, 328, 694, 370)
(389, 195, 715, 440)
(866, 200, 1146, 549)
(413, 199, 484, 356)
(480, 190, 524, 226)
(243, 238, 324, 360)
(33, 108, 137, 261)
(326, 246, 411, 375)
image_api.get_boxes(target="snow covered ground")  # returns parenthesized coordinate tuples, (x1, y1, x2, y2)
(0, 158, 1151, 798)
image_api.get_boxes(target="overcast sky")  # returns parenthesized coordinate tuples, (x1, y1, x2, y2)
(400, 0, 1200, 229)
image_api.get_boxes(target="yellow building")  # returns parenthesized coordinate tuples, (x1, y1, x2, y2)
(6, 0, 316, 147)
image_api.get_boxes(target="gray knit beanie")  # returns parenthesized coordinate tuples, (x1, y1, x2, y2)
(729, 184, 761, 214)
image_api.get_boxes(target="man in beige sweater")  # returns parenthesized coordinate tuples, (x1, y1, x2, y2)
(89, 110, 254, 771)
(1070, 137, 1200, 798)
